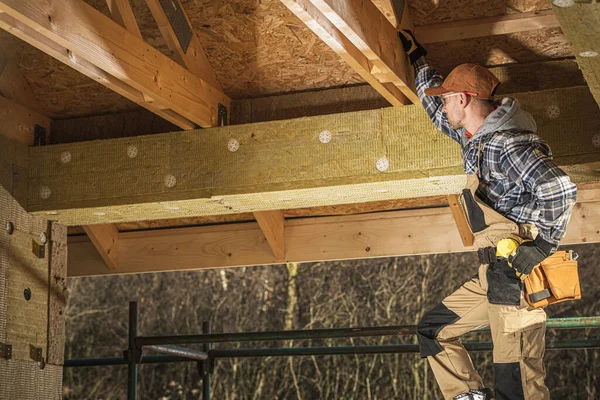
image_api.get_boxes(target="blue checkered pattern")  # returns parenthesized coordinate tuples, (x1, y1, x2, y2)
(414, 57, 577, 246)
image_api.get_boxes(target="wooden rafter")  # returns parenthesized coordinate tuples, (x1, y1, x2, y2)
(0, 13, 195, 130)
(254, 210, 286, 260)
(144, 0, 221, 91)
(106, 0, 143, 39)
(0, 0, 230, 128)
(415, 10, 560, 44)
(67, 188, 600, 276)
(281, 0, 410, 106)
(370, 0, 414, 31)
(82, 223, 119, 270)
(309, 0, 419, 103)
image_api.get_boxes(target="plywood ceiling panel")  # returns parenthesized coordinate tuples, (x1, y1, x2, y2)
(0, 0, 574, 119)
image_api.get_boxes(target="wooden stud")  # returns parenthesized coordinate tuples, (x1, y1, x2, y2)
(308, 0, 419, 104)
(82, 223, 119, 270)
(0, 0, 230, 127)
(0, 13, 196, 130)
(143, 0, 221, 91)
(106, 0, 143, 39)
(281, 0, 410, 106)
(447, 194, 474, 247)
(253, 210, 285, 260)
(415, 10, 560, 44)
(67, 191, 600, 276)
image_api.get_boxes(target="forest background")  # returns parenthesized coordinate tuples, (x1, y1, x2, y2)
(63, 243, 600, 399)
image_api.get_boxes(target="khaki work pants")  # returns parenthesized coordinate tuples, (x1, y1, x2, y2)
(417, 174, 550, 400)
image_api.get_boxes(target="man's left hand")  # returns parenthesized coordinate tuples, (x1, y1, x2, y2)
(509, 236, 555, 279)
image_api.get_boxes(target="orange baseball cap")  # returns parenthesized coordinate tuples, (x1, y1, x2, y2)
(424, 63, 500, 100)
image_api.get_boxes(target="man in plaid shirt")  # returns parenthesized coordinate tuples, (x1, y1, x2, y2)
(398, 31, 577, 400)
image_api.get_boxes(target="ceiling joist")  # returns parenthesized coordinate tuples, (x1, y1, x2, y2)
(415, 10, 560, 44)
(0, 0, 230, 128)
(67, 188, 600, 276)
(282, 0, 418, 105)
(25, 86, 600, 226)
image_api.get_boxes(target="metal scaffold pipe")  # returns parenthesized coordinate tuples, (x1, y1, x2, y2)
(135, 316, 600, 347)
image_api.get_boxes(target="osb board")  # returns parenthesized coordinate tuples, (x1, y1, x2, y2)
(408, 0, 549, 25)
(0, 0, 574, 119)
(26, 86, 600, 226)
(426, 27, 573, 74)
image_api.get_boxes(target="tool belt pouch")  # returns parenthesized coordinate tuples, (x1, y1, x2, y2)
(524, 251, 581, 309)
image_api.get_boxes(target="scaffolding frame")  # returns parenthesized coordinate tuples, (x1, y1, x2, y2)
(64, 302, 600, 400)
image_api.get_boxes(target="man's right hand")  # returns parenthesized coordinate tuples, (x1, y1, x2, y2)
(398, 30, 427, 65)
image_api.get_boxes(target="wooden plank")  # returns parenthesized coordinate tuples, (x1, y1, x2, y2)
(0, 13, 196, 130)
(447, 194, 474, 247)
(143, 0, 221, 91)
(370, 0, 413, 30)
(281, 0, 410, 106)
(308, 0, 419, 103)
(553, 3, 600, 107)
(106, 0, 143, 39)
(66, 191, 600, 276)
(0, 0, 230, 127)
(254, 210, 285, 260)
(0, 95, 51, 146)
(25, 86, 600, 226)
(82, 223, 119, 270)
(415, 10, 560, 44)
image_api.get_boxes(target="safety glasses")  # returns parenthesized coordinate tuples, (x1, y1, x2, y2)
(440, 92, 477, 106)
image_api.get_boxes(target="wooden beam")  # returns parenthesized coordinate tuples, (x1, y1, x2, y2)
(66, 189, 600, 276)
(25, 86, 600, 226)
(82, 223, 119, 270)
(281, 0, 410, 106)
(308, 0, 419, 103)
(254, 210, 285, 260)
(0, 0, 230, 127)
(0, 13, 196, 130)
(415, 10, 560, 44)
(0, 95, 51, 146)
(552, 2, 600, 108)
(370, 0, 413, 31)
(447, 194, 474, 247)
(143, 0, 221, 91)
(106, 0, 143, 39)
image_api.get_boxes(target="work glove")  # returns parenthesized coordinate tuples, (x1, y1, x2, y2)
(398, 30, 427, 65)
(508, 236, 555, 280)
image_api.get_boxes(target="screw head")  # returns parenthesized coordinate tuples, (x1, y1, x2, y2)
(5, 221, 14, 235)
(24, 288, 31, 301)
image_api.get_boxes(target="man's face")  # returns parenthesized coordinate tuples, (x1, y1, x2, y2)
(442, 93, 466, 130)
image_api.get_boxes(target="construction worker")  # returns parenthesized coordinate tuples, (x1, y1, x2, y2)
(398, 31, 577, 400)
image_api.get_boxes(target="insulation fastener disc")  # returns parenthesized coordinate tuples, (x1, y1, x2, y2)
(228, 139, 240, 152)
(552, 0, 574, 7)
(546, 105, 560, 119)
(127, 145, 139, 158)
(376, 157, 389, 172)
(39, 232, 47, 244)
(40, 186, 51, 199)
(60, 151, 72, 164)
(579, 51, 598, 58)
(93, 212, 106, 216)
(164, 175, 177, 188)
(319, 130, 332, 143)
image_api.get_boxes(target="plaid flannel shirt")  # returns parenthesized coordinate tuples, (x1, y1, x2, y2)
(414, 57, 577, 247)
